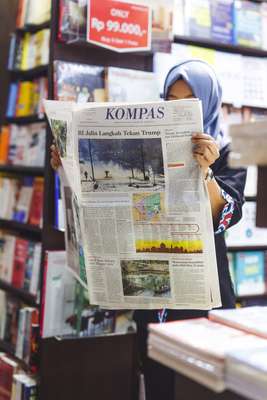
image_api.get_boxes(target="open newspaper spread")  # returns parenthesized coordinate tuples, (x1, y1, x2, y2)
(44, 99, 221, 310)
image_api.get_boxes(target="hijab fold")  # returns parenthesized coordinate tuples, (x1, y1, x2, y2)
(163, 59, 226, 145)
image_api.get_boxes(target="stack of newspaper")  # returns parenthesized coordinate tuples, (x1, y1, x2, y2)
(148, 317, 267, 392)
(44, 99, 222, 311)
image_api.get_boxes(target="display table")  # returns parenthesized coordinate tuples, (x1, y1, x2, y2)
(174, 372, 247, 400)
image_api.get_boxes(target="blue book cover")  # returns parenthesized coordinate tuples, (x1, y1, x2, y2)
(235, 251, 265, 296)
(6, 82, 18, 117)
(13, 176, 34, 222)
(185, 0, 212, 40)
(233, 0, 262, 48)
(211, 0, 234, 44)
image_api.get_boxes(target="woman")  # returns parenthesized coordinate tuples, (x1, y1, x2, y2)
(51, 60, 246, 400)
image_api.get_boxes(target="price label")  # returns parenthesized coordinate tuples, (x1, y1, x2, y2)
(87, 0, 151, 52)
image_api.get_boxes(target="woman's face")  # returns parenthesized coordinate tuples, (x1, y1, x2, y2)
(167, 79, 195, 101)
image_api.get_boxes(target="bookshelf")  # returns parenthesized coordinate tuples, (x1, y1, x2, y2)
(0, 165, 44, 176)
(0, 279, 38, 306)
(9, 65, 49, 80)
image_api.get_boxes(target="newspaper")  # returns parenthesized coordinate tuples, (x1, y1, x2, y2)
(44, 99, 221, 310)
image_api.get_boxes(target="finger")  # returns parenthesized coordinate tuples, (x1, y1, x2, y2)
(192, 133, 211, 140)
(193, 143, 219, 159)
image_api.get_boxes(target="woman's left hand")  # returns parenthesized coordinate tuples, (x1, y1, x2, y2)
(192, 133, 220, 175)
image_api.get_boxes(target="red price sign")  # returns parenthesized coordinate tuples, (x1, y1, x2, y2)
(87, 0, 151, 52)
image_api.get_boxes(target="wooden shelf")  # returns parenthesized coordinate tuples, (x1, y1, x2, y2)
(16, 21, 50, 34)
(5, 115, 46, 125)
(0, 279, 38, 307)
(9, 65, 48, 80)
(228, 245, 267, 252)
(174, 35, 267, 58)
(0, 165, 44, 176)
(237, 293, 267, 302)
(0, 339, 32, 371)
(0, 219, 42, 239)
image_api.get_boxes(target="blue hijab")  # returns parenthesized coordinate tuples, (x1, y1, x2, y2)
(163, 59, 225, 143)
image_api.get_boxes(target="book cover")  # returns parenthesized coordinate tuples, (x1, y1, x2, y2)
(12, 238, 28, 289)
(16, 81, 34, 117)
(7, 125, 18, 165)
(210, 0, 234, 44)
(225, 202, 267, 247)
(6, 83, 18, 118)
(3, 296, 21, 346)
(26, 123, 46, 167)
(0, 356, 18, 400)
(7, 33, 17, 70)
(29, 243, 41, 295)
(28, 177, 44, 226)
(26, 0, 51, 25)
(235, 251, 265, 296)
(54, 61, 106, 103)
(234, 0, 262, 48)
(58, 0, 87, 42)
(0, 126, 10, 164)
(23, 241, 35, 292)
(13, 176, 34, 223)
(107, 67, 160, 103)
(1, 235, 16, 284)
(21, 33, 31, 71)
(184, 0, 211, 39)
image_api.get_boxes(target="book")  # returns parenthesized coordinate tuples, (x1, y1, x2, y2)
(184, 0, 211, 39)
(6, 83, 18, 118)
(261, 3, 267, 51)
(28, 177, 44, 227)
(54, 60, 106, 103)
(13, 177, 34, 223)
(0, 126, 10, 164)
(0, 235, 16, 284)
(234, 0, 262, 48)
(6, 78, 48, 118)
(16, 0, 51, 27)
(107, 67, 160, 103)
(12, 238, 28, 289)
(210, 0, 234, 44)
(209, 306, 267, 339)
(234, 251, 265, 297)
(0, 355, 18, 400)
(58, 0, 87, 42)
(225, 202, 267, 247)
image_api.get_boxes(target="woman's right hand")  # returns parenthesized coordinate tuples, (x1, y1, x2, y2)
(50, 144, 62, 170)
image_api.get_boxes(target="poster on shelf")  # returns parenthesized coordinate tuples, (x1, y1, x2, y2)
(87, 0, 151, 52)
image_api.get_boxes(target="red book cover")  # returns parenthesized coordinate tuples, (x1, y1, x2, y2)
(0, 357, 17, 400)
(11, 238, 28, 289)
(28, 177, 44, 227)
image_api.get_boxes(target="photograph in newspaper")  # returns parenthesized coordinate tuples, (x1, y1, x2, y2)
(121, 259, 171, 298)
(78, 138, 165, 192)
(50, 118, 67, 157)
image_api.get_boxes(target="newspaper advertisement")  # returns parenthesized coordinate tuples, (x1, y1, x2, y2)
(44, 99, 221, 310)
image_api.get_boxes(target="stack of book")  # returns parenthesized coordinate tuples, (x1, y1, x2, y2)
(8, 29, 50, 71)
(148, 317, 267, 392)
(0, 232, 41, 293)
(0, 123, 46, 167)
(16, 0, 51, 27)
(6, 77, 48, 118)
(0, 175, 44, 227)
